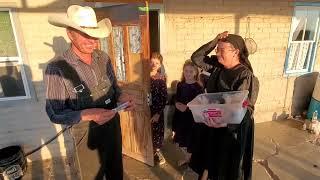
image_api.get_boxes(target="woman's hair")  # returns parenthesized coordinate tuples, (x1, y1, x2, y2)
(180, 60, 200, 83)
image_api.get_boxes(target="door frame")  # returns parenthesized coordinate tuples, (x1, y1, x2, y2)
(92, 2, 166, 57)
(149, 3, 166, 57)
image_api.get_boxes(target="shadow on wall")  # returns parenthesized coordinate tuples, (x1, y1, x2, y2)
(0, 63, 75, 179)
(0, 63, 26, 97)
(40, 36, 70, 80)
(291, 72, 319, 118)
(25, 36, 76, 180)
(44, 36, 70, 58)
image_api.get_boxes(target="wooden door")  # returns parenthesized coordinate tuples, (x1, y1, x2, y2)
(95, 3, 154, 166)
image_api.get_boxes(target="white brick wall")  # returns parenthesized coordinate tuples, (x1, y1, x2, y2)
(1, 0, 320, 162)
(0, 0, 83, 161)
(162, 0, 320, 122)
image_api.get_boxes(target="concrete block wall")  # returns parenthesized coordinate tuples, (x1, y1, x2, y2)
(162, 0, 320, 123)
(0, 0, 83, 161)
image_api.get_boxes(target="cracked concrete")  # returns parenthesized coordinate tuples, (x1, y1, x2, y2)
(253, 138, 280, 180)
(22, 119, 320, 180)
(254, 119, 320, 180)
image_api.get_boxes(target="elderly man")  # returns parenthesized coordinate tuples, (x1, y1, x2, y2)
(45, 5, 134, 180)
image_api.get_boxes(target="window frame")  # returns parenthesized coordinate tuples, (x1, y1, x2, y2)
(284, 4, 320, 76)
(0, 8, 31, 101)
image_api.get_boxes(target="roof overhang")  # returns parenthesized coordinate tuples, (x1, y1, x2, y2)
(85, 0, 163, 3)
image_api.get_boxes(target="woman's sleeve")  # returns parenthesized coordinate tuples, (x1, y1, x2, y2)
(235, 71, 259, 112)
(197, 83, 205, 94)
(191, 37, 220, 72)
(227, 71, 257, 131)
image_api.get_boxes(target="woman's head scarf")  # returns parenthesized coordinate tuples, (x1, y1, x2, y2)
(222, 34, 253, 72)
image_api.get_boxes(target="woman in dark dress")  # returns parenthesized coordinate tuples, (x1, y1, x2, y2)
(172, 60, 203, 166)
(189, 32, 259, 180)
(149, 52, 168, 165)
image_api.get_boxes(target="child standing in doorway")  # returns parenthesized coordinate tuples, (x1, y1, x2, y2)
(172, 60, 203, 166)
(149, 52, 168, 165)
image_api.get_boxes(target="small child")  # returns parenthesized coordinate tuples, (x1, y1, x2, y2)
(172, 60, 203, 166)
(149, 52, 168, 165)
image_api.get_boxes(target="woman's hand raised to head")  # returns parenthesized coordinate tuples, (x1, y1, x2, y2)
(217, 31, 229, 39)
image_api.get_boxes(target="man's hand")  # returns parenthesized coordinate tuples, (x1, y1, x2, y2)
(81, 108, 116, 125)
(150, 114, 160, 123)
(175, 102, 188, 112)
(118, 93, 136, 111)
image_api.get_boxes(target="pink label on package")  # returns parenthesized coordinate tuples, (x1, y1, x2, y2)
(203, 108, 223, 118)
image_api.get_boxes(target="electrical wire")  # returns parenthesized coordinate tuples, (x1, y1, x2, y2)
(24, 126, 72, 157)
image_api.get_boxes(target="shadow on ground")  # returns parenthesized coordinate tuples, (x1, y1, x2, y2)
(123, 138, 198, 180)
(22, 119, 320, 180)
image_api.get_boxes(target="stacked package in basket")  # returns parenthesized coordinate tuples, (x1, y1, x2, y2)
(187, 90, 249, 124)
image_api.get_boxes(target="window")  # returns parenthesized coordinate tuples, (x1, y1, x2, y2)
(99, 25, 142, 82)
(0, 9, 30, 100)
(112, 26, 126, 81)
(285, 5, 320, 75)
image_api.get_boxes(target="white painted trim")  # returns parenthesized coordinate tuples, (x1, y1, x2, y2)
(0, 57, 19, 62)
(290, 40, 315, 43)
(93, 2, 126, 8)
(0, 9, 31, 100)
(0, 7, 10, 11)
(0, 96, 29, 101)
(284, 6, 320, 75)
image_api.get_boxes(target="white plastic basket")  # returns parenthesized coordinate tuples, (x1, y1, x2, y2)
(187, 90, 249, 124)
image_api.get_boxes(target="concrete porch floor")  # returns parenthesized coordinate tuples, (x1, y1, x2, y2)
(21, 119, 320, 180)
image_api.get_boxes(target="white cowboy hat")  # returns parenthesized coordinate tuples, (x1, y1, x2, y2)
(48, 5, 112, 38)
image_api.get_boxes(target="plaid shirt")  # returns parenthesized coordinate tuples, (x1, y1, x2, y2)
(45, 49, 121, 125)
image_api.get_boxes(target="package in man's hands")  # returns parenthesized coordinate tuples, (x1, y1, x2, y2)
(112, 102, 130, 112)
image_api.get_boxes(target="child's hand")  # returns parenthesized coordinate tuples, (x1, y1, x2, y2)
(175, 102, 187, 112)
(151, 114, 160, 123)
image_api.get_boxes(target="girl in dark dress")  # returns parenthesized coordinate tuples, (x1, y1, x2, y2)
(149, 52, 168, 165)
(190, 32, 259, 180)
(172, 60, 203, 166)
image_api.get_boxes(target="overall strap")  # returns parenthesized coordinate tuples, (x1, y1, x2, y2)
(52, 59, 91, 109)
(53, 60, 82, 86)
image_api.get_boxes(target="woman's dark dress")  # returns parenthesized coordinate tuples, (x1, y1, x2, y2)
(190, 39, 259, 180)
(150, 75, 168, 150)
(172, 82, 203, 152)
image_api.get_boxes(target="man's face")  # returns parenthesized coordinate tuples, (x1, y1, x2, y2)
(67, 28, 99, 54)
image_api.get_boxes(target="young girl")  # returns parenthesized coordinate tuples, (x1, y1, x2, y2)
(172, 60, 203, 166)
(149, 52, 168, 165)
